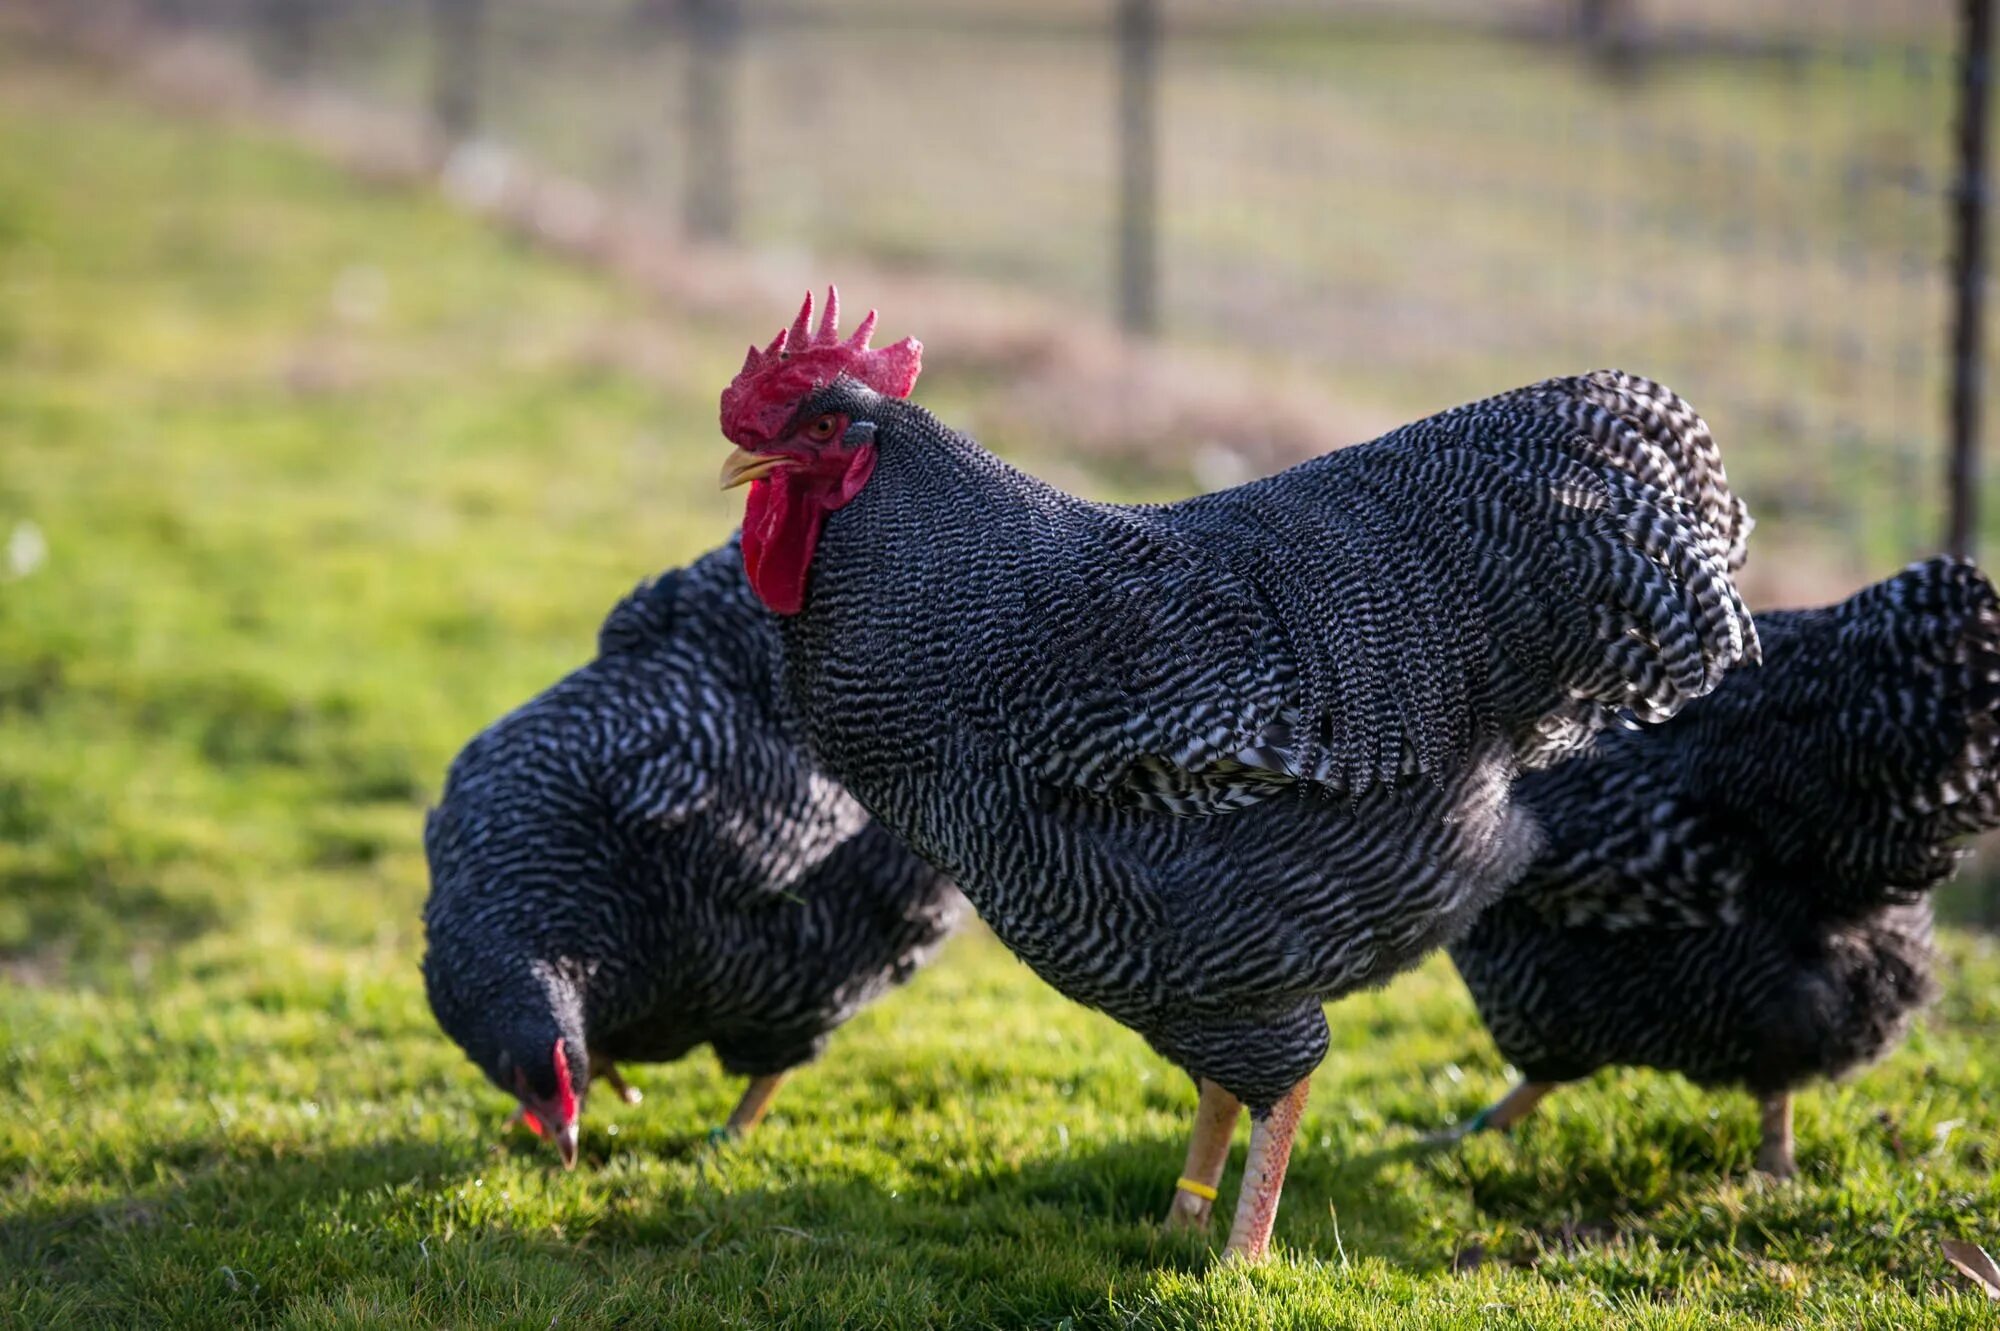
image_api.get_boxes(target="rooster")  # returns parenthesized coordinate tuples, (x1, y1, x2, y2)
(714, 290, 1756, 1259)
(422, 542, 965, 1167)
(1448, 558, 2000, 1176)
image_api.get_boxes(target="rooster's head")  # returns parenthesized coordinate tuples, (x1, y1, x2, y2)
(718, 287, 921, 614)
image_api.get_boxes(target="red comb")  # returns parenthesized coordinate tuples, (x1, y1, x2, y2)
(719, 286, 922, 449)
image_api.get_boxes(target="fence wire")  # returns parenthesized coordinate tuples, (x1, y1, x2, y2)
(141, 1, 1989, 570)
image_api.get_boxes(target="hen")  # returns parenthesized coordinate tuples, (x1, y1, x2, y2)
(1449, 558, 2000, 1176)
(714, 290, 1756, 1258)
(423, 541, 965, 1167)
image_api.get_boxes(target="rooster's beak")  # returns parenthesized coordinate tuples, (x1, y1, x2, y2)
(720, 447, 790, 490)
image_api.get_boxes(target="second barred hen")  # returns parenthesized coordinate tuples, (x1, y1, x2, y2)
(423, 542, 965, 1167)
(1451, 558, 2000, 1176)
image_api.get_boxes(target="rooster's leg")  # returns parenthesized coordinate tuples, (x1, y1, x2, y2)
(1464, 1080, 1556, 1135)
(1166, 1079, 1243, 1231)
(721, 1072, 788, 1137)
(1221, 1078, 1310, 1263)
(598, 1063, 643, 1105)
(1755, 1092, 1796, 1178)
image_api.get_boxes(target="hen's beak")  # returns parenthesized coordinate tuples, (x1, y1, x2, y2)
(509, 1103, 579, 1169)
(554, 1120, 580, 1170)
(720, 447, 790, 490)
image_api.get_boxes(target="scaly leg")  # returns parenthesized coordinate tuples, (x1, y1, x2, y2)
(1222, 1078, 1310, 1263)
(1165, 1079, 1243, 1231)
(599, 1062, 643, 1105)
(721, 1071, 789, 1137)
(1755, 1092, 1795, 1178)
(1465, 1080, 1556, 1135)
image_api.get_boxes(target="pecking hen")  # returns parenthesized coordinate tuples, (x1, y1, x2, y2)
(422, 540, 965, 1167)
(712, 289, 1757, 1259)
(1449, 558, 2000, 1176)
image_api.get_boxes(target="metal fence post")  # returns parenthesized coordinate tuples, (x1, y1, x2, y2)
(1948, 0, 1993, 561)
(429, 0, 485, 144)
(1116, 0, 1160, 337)
(260, 0, 313, 82)
(684, 0, 741, 242)
(1573, 0, 1642, 72)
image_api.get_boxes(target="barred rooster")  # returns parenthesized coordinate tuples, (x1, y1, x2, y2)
(712, 290, 1756, 1259)
(1449, 558, 2000, 1176)
(422, 542, 965, 1167)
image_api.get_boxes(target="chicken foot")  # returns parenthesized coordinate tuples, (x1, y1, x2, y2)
(1222, 1078, 1310, 1263)
(1166, 1079, 1244, 1231)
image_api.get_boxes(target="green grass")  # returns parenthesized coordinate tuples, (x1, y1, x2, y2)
(3, 57, 1999, 1329)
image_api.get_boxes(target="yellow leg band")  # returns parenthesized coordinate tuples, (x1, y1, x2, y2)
(1175, 1176, 1219, 1201)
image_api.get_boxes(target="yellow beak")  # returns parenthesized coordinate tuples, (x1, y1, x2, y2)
(719, 447, 791, 490)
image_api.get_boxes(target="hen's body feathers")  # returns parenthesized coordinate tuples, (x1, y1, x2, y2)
(423, 544, 964, 1107)
(1454, 558, 2000, 1096)
(778, 371, 1754, 1109)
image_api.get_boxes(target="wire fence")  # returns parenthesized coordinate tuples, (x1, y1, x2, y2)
(129, 0, 1994, 578)
(76, 4, 1993, 559)
(60, 2, 2000, 558)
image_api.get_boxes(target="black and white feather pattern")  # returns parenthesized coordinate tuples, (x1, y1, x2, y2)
(422, 542, 965, 1109)
(1452, 558, 2000, 1094)
(770, 370, 1756, 1109)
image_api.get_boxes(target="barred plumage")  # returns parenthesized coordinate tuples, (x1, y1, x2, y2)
(422, 542, 965, 1157)
(724, 326, 1753, 1253)
(1451, 558, 2000, 1171)
(769, 368, 1751, 1098)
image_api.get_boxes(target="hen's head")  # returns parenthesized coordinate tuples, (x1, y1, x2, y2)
(718, 287, 921, 614)
(423, 943, 592, 1167)
(423, 805, 595, 1169)
(502, 1033, 586, 1168)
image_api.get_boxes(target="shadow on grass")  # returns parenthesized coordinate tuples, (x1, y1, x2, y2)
(18, 1110, 1951, 1325)
(0, 1138, 476, 1290)
(574, 1131, 1472, 1313)
(1, 1124, 1483, 1325)
(0, 864, 221, 976)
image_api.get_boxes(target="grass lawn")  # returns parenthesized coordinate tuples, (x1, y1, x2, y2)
(2, 54, 1998, 1330)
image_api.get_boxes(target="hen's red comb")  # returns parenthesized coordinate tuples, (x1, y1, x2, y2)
(718, 287, 922, 449)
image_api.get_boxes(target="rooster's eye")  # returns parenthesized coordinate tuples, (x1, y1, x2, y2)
(804, 415, 839, 443)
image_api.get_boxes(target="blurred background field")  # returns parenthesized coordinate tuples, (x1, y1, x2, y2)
(98, 0, 1999, 572)
(3, 2, 2000, 1325)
